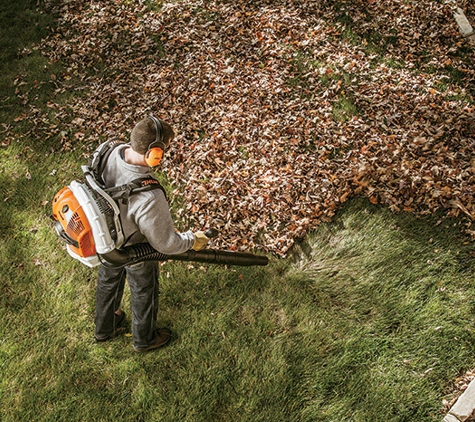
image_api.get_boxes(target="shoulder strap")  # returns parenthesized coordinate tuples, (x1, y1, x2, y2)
(88, 140, 125, 186)
(104, 177, 168, 204)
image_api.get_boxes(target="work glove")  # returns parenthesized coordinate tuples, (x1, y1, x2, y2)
(191, 231, 210, 251)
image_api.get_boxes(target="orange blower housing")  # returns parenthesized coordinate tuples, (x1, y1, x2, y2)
(52, 178, 119, 267)
(52, 186, 96, 258)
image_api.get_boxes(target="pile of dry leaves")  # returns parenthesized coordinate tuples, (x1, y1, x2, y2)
(14, 0, 475, 254)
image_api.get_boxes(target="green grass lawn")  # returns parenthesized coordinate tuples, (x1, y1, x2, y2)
(1, 0, 475, 421)
(2, 188, 475, 421)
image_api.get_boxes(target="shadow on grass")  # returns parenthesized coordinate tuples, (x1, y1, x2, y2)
(0, 0, 73, 153)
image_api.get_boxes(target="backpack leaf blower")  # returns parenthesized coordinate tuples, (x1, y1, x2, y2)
(52, 143, 268, 268)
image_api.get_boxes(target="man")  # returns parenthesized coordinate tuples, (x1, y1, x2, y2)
(94, 116, 209, 352)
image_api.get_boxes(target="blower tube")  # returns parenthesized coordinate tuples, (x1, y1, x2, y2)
(100, 243, 269, 268)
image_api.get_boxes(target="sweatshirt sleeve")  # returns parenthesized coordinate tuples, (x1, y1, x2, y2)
(133, 190, 194, 254)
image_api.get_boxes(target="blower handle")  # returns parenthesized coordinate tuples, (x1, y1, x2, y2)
(204, 228, 219, 239)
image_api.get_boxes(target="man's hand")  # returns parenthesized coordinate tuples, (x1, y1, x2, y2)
(191, 231, 210, 251)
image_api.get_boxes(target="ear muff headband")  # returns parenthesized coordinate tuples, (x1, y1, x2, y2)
(145, 116, 166, 167)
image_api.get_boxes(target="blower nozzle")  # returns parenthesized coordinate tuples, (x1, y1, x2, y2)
(100, 243, 269, 268)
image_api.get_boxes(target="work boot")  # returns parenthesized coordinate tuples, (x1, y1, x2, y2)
(133, 328, 171, 353)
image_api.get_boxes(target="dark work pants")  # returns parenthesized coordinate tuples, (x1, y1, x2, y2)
(95, 261, 159, 349)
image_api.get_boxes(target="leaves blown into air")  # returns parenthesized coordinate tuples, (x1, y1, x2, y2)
(13, 0, 475, 254)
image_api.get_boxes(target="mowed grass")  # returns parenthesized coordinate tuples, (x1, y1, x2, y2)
(2, 1, 475, 421)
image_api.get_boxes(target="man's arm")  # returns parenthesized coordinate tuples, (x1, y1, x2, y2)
(134, 190, 195, 255)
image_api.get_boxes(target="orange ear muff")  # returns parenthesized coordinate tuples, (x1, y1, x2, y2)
(144, 147, 164, 167)
(146, 115, 166, 168)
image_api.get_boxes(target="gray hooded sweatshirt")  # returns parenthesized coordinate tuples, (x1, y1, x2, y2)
(101, 144, 194, 254)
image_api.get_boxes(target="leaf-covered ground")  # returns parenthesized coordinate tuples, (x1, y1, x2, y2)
(11, 0, 475, 254)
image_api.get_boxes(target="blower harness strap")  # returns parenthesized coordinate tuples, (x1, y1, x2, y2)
(97, 177, 167, 204)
